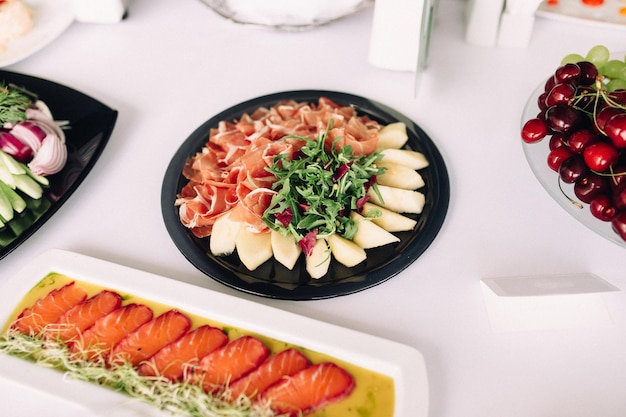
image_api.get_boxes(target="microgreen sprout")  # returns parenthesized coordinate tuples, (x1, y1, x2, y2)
(0, 328, 288, 417)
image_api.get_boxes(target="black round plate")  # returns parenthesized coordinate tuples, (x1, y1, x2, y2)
(162, 90, 449, 300)
(0, 70, 118, 260)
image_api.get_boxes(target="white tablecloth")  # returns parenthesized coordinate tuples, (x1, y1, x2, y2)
(2, 0, 626, 416)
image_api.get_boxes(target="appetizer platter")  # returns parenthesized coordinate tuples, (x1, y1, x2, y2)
(0, 249, 429, 417)
(0, 0, 75, 67)
(0, 70, 117, 259)
(162, 90, 450, 300)
(521, 46, 626, 247)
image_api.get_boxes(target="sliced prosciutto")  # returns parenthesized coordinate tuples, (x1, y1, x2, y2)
(176, 97, 382, 238)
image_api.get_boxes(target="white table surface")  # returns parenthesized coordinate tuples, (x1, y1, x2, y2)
(2, 0, 626, 416)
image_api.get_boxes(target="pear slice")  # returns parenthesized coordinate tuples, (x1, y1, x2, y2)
(210, 211, 241, 256)
(271, 229, 301, 270)
(305, 239, 331, 279)
(361, 202, 417, 232)
(235, 228, 273, 271)
(367, 185, 425, 214)
(327, 234, 366, 268)
(377, 162, 425, 190)
(379, 149, 429, 170)
(350, 212, 400, 249)
(377, 122, 409, 149)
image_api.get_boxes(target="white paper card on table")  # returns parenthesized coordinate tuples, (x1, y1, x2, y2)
(480, 273, 619, 333)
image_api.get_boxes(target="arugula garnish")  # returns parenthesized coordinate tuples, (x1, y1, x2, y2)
(263, 121, 385, 247)
(0, 84, 32, 125)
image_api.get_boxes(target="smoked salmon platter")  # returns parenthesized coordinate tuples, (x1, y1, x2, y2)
(0, 249, 429, 417)
(0, 70, 117, 260)
(161, 90, 449, 300)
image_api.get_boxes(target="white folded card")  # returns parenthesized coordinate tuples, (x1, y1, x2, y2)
(480, 273, 619, 333)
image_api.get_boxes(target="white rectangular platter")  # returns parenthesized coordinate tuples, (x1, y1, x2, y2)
(0, 249, 429, 417)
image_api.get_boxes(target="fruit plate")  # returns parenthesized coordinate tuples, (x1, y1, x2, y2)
(161, 90, 450, 300)
(0, 248, 429, 417)
(536, 0, 626, 31)
(0, 0, 75, 67)
(521, 81, 626, 248)
(0, 70, 117, 260)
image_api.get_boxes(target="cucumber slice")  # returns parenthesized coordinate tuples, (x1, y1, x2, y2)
(19, 162, 49, 186)
(0, 158, 16, 188)
(0, 185, 14, 221)
(0, 150, 25, 175)
(13, 174, 43, 199)
(0, 181, 26, 213)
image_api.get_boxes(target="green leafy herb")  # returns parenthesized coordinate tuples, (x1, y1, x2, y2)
(0, 84, 32, 125)
(263, 121, 385, 242)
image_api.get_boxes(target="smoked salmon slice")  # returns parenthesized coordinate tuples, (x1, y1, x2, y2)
(227, 348, 310, 400)
(258, 362, 355, 416)
(12, 282, 88, 336)
(187, 335, 270, 392)
(70, 303, 153, 361)
(109, 310, 191, 367)
(46, 290, 122, 342)
(137, 324, 228, 381)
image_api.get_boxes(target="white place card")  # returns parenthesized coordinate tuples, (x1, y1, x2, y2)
(480, 273, 619, 333)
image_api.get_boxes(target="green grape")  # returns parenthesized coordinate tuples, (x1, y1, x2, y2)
(561, 53, 585, 65)
(606, 78, 626, 92)
(585, 45, 610, 68)
(600, 59, 626, 79)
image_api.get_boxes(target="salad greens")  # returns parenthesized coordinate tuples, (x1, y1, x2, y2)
(263, 122, 385, 248)
(0, 84, 31, 125)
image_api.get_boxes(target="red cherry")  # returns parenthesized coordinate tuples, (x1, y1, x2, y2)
(547, 147, 574, 172)
(611, 211, 626, 241)
(567, 129, 599, 153)
(521, 118, 548, 143)
(605, 113, 626, 148)
(590, 194, 616, 221)
(545, 83, 576, 107)
(577, 61, 598, 85)
(549, 132, 569, 150)
(596, 106, 623, 133)
(613, 184, 626, 211)
(582, 141, 619, 172)
(574, 172, 610, 204)
(554, 63, 581, 85)
(545, 104, 584, 133)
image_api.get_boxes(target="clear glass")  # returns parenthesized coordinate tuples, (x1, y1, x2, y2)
(198, 0, 374, 30)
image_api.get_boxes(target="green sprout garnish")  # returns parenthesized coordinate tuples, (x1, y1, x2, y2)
(0, 329, 288, 417)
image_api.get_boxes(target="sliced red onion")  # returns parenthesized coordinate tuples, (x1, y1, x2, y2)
(25, 107, 66, 144)
(28, 133, 67, 175)
(10, 121, 46, 153)
(0, 130, 33, 162)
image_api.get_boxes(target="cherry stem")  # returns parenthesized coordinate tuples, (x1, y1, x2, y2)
(558, 177, 584, 209)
